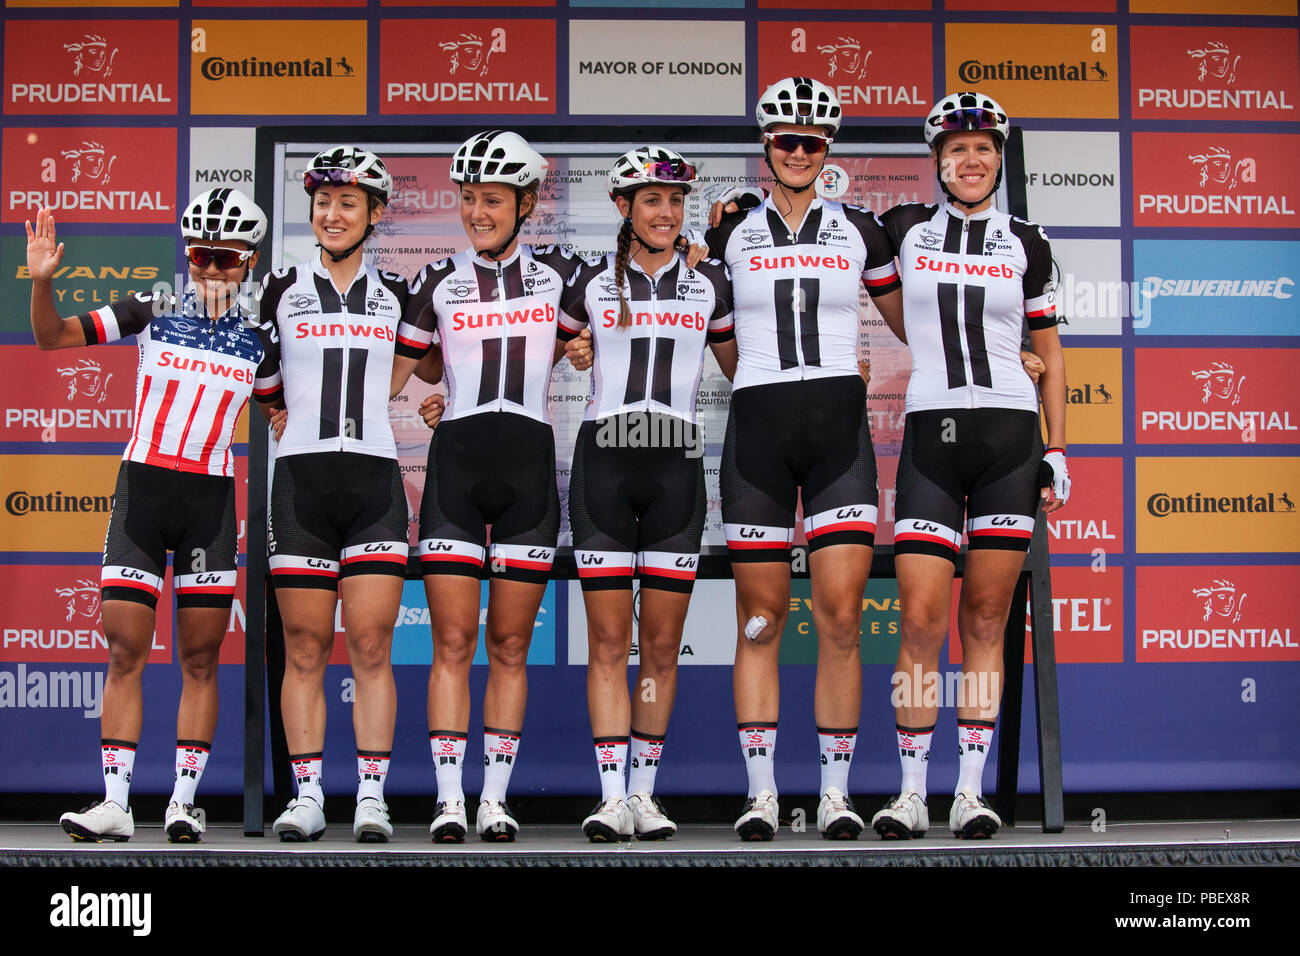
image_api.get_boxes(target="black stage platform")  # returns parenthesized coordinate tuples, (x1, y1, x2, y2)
(5, 818, 1298, 867)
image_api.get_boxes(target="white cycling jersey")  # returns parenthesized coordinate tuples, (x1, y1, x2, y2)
(258, 257, 419, 460)
(558, 252, 734, 425)
(881, 202, 1057, 414)
(404, 244, 581, 424)
(705, 197, 900, 391)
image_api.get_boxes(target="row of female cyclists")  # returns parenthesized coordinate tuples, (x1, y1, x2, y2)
(33, 77, 1067, 845)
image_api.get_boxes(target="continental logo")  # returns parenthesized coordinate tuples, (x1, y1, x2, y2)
(5, 490, 113, 517)
(1067, 382, 1115, 405)
(199, 56, 356, 81)
(958, 58, 1110, 84)
(1146, 490, 1293, 517)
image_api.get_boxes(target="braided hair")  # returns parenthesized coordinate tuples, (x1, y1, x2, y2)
(613, 215, 635, 328)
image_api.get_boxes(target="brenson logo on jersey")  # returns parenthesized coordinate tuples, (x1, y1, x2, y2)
(1139, 146, 1294, 217)
(1141, 578, 1296, 654)
(387, 26, 548, 105)
(1146, 489, 1293, 517)
(9, 32, 172, 106)
(1137, 40, 1293, 112)
(1139, 362, 1296, 436)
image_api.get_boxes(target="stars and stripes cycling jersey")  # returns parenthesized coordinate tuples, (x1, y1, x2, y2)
(77, 286, 281, 478)
(258, 257, 421, 460)
(704, 197, 901, 392)
(557, 252, 734, 425)
(880, 202, 1057, 415)
(403, 244, 582, 424)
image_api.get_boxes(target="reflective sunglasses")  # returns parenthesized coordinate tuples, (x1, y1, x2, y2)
(764, 132, 832, 155)
(186, 245, 255, 270)
(303, 166, 363, 191)
(642, 159, 698, 182)
(940, 108, 1002, 132)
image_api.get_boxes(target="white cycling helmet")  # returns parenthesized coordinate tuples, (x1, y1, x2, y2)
(755, 76, 842, 133)
(924, 91, 1010, 148)
(303, 146, 392, 205)
(450, 130, 547, 187)
(608, 145, 699, 199)
(180, 187, 266, 247)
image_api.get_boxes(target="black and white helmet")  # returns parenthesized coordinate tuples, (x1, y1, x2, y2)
(608, 145, 699, 199)
(924, 91, 1010, 148)
(755, 76, 842, 133)
(180, 188, 266, 247)
(450, 130, 547, 187)
(303, 146, 392, 205)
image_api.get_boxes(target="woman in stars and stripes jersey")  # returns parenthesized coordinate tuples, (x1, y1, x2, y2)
(28, 189, 281, 845)
(557, 146, 738, 843)
(870, 92, 1068, 842)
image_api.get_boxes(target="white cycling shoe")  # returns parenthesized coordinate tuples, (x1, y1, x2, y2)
(949, 790, 1001, 839)
(430, 799, 468, 844)
(273, 797, 326, 842)
(817, 787, 864, 840)
(352, 797, 392, 843)
(733, 789, 779, 842)
(61, 801, 134, 843)
(871, 790, 930, 840)
(627, 791, 677, 841)
(582, 798, 634, 842)
(476, 798, 519, 842)
(165, 801, 205, 843)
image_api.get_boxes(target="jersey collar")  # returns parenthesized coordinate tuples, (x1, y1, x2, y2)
(182, 283, 250, 325)
(942, 201, 997, 223)
(471, 244, 524, 270)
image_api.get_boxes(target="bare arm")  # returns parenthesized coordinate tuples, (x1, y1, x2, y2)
(26, 209, 86, 351)
(709, 338, 738, 382)
(413, 346, 444, 385)
(1030, 324, 1068, 515)
(872, 288, 906, 344)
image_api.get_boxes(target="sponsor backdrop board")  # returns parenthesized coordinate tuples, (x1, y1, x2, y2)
(1, 3, 1297, 800)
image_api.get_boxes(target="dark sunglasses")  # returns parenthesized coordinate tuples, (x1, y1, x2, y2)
(765, 132, 832, 155)
(186, 245, 255, 270)
(940, 108, 1002, 132)
(303, 167, 363, 191)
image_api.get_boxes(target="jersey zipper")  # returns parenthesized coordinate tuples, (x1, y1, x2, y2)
(957, 216, 976, 409)
(494, 258, 506, 412)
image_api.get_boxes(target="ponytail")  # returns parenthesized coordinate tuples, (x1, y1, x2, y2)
(614, 217, 634, 328)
